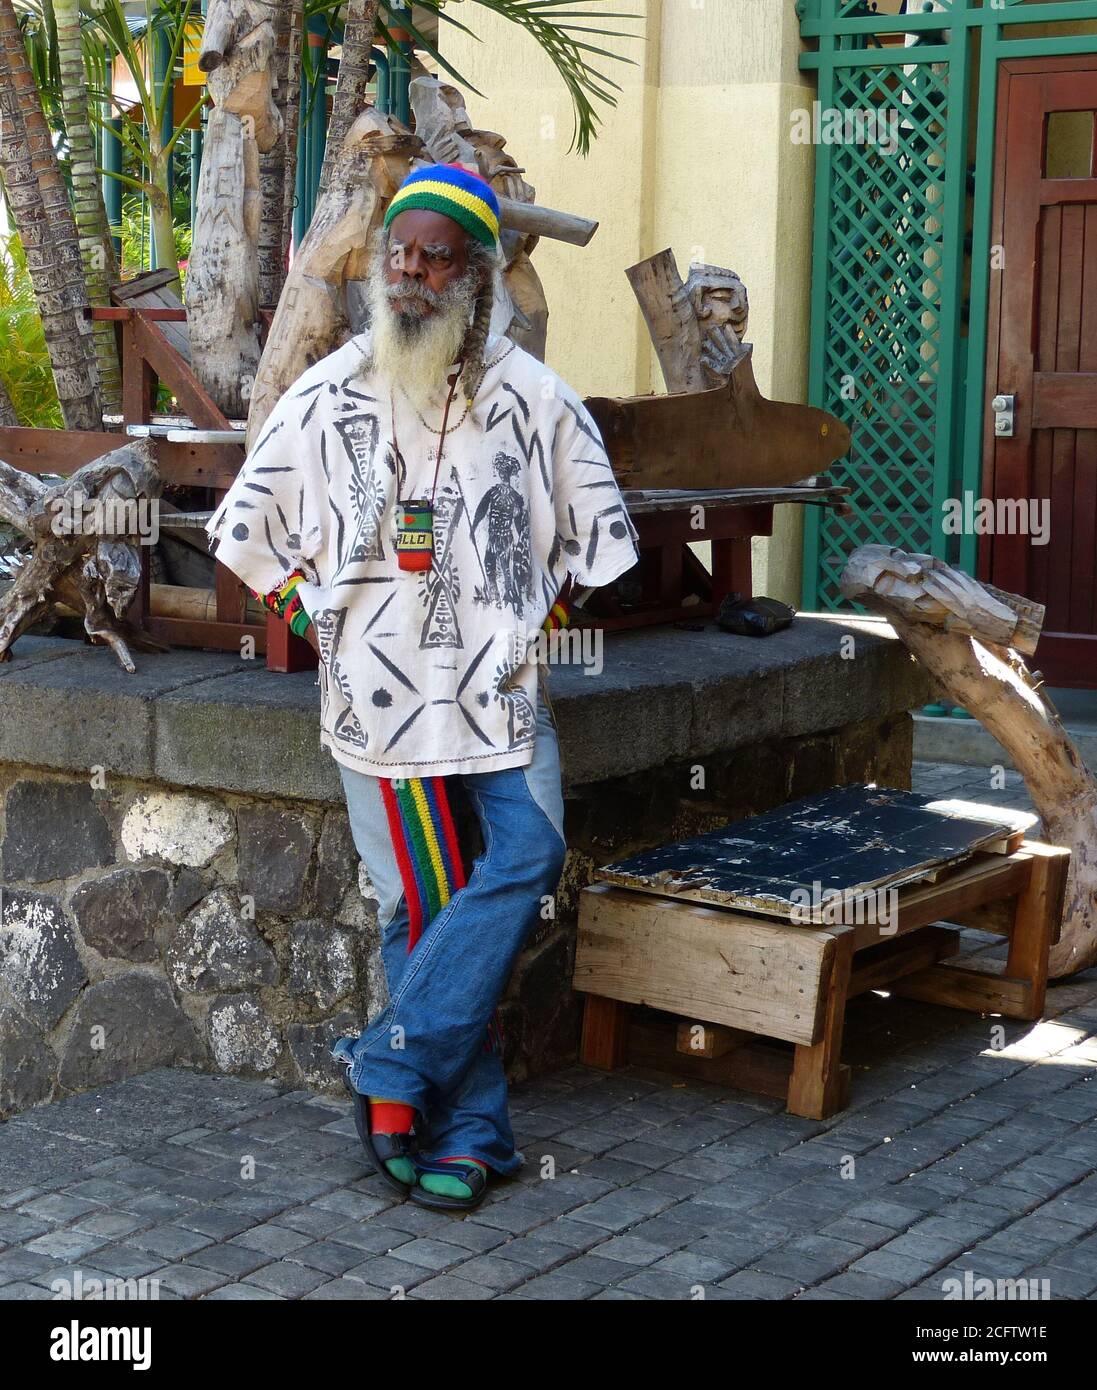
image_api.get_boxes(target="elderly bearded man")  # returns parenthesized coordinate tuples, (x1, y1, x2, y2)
(206, 164, 640, 1212)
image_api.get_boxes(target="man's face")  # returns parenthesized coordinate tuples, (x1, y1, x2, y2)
(366, 208, 486, 408)
(385, 209, 472, 310)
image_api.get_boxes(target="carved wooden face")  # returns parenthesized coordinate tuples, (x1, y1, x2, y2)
(385, 210, 472, 305)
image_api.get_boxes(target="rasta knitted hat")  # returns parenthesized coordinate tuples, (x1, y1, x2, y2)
(383, 163, 501, 249)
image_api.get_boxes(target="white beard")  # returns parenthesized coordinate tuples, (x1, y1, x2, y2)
(365, 263, 478, 414)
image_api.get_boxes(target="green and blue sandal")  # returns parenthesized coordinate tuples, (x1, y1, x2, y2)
(338, 1067, 418, 1196)
(409, 1156, 489, 1212)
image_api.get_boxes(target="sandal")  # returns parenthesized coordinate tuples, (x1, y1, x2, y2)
(337, 1064, 417, 1197)
(408, 1157, 489, 1213)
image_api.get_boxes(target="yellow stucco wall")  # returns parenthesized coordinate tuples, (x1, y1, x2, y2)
(439, 0, 819, 603)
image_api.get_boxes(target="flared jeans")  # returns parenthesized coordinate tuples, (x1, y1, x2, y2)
(331, 686, 567, 1174)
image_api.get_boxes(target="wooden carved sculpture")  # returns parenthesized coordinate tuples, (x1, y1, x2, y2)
(245, 107, 421, 448)
(409, 76, 548, 359)
(842, 544, 1096, 978)
(186, 0, 284, 418)
(0, 440, 169, 672)
(247, 83, 600, 444)
(599, 248, 850, 489)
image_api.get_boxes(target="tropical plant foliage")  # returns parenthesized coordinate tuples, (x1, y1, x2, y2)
(0, 231, 63, 429)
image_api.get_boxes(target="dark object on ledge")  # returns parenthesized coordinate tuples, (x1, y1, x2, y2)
(716, 592, 795, 637)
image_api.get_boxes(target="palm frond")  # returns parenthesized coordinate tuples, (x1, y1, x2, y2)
(387, 0, 641, 154)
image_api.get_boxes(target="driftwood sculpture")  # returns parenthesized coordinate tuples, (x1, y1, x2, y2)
(600, 248, 850, 488)
(186, 0, 284, 418)
(628, 250, 750, 394)
(586, 345, 851, 490)
(0, 440, 169, 672)
(842, 544, 1096, 978)
(245, 107, 421, 449)
(409, 77, 547, 359)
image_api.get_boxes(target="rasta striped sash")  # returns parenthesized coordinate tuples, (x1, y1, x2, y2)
(378, 773, 505, 1056)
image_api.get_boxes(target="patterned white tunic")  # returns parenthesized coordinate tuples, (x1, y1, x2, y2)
(206, 330, 641, 778)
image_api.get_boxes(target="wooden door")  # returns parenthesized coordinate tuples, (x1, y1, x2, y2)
(983, 57, 1097, 687)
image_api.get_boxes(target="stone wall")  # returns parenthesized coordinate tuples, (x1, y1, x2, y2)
(0, 617, 930, 1119)
(0, 708, 912, 1120)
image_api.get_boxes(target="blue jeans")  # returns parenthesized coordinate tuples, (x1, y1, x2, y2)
(331, 680, 567, 1175)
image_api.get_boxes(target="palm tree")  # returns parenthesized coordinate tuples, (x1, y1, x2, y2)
(54, 0, 122, 410)
(315, 0, 378, 201)
(0, 0, 101, 429)
(259, 0, 302, 306)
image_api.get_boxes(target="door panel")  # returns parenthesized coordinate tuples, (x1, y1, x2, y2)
(983, 60, 1097, 686)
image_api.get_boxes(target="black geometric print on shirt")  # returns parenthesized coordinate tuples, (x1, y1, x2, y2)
(218, 482, 310, 576)
(582, 500, 635, 574)
(445, 634, 533, 753)
(312, 605, 345, 670)
(509, 411, 551, 495)
(491, 651, 536, 749)
(484, 401, 512, 433)
(470, 451, 533, 615)
(365, 642, 427, 752)
(333, 414, 386, 566)
(311, 607, 366, 751)
(418, 484, 464, 651)
(452, 636, 499, 748)
(502, 382, 530, 424)
(563, 396, 604, 450)
(334, 704, 369, 752)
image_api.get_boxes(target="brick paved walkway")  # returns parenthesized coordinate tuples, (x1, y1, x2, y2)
(2, 762, 1095, 1302)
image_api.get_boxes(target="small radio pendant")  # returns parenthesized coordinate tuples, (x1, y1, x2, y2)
(395, 498, 434, 571)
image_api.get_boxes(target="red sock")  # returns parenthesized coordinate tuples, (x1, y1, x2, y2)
(369, 1098, 414, 1135)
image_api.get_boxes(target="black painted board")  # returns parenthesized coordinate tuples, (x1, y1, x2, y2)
(596, 784, 1028, 918)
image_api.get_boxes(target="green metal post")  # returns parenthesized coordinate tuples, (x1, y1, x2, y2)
(389, 6, 412, 126)
(103, 50, 123, 261)
(371, 46, 390, 115)
(154, 26, 175, 229)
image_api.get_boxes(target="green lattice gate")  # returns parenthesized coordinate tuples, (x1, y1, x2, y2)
(798, 0, 1097, 610)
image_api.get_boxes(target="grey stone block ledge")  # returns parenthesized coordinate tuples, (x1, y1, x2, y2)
(0, 615, 931, 801)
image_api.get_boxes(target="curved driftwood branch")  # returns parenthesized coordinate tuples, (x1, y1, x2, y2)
(244, 107, 420, 448)
(842, 544, 1096, 978)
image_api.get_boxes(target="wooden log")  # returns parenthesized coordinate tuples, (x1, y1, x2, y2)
(842, 544, 1044, 655)
(626, 250, 705, 394)
(496, 196, 597, 247)
(842, 545, 1093, 977)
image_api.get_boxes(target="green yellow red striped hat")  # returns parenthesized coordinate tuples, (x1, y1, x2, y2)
(383, 162, 500, 249)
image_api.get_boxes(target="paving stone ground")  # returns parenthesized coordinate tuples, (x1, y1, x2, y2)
(2, 761, 1094, 1302)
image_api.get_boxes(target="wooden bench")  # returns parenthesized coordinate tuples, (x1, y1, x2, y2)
(574, 788, 1070, 1119)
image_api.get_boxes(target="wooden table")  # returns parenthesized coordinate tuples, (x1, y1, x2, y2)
(574, 788, 1070, 1119)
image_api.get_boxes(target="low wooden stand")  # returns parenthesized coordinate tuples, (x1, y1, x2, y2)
(575, 838, 1070, 1119)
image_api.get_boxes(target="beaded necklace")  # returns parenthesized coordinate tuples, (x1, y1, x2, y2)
(389, 362, 463, 572)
